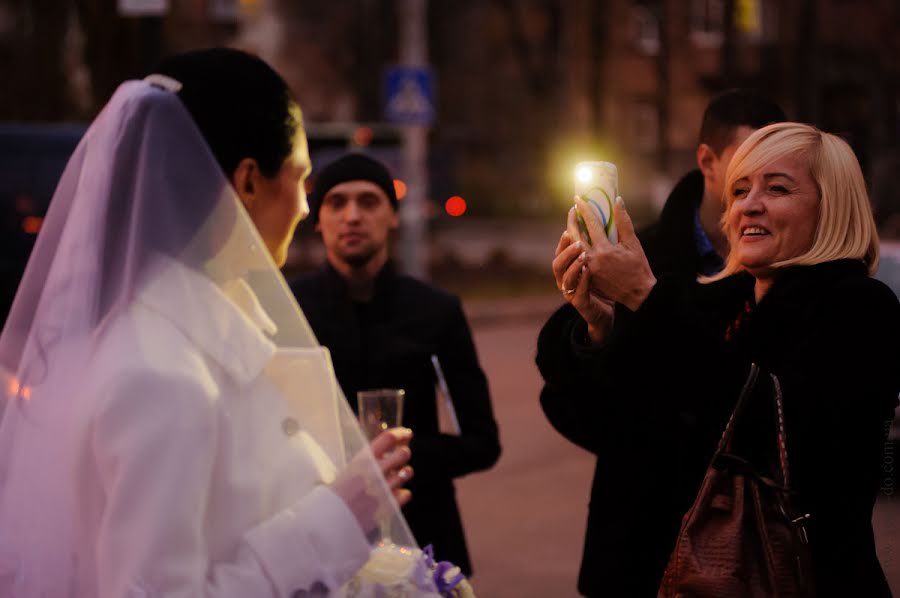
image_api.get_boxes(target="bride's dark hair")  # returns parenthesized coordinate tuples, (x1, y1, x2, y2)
(154, 48, 302, 179)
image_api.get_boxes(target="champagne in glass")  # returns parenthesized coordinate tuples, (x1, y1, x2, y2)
(357, 389, 405, 440)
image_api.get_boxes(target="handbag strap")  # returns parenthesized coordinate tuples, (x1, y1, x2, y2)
(770, 373, 791, 489)
(714, 364, 792, 490)
(714, 363, 760, 454)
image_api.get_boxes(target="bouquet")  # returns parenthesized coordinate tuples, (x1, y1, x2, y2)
(345, 542, 475, 598)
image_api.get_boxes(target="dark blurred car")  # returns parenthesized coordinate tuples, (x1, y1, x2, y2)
(0, 124, 86, 328)
(875, 240, 900, 496)
(876, 240, 900, 299)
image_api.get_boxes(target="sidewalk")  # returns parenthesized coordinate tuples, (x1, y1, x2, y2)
(462, 293, 563, 328)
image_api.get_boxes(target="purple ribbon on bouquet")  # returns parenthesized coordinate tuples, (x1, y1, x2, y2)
(423, 545, 466, 595)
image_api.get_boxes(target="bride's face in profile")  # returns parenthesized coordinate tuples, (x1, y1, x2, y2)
(238, 123, 312, 268)
(250, 135, 312, 267)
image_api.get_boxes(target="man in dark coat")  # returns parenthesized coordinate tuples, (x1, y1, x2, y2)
(537, 90, 785, 597)
(291, 153, 501, 575)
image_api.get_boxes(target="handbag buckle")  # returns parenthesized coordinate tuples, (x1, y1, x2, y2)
(792, 513, 812, 544)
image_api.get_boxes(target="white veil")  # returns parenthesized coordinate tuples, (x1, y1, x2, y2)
(0, 80, 428, 596)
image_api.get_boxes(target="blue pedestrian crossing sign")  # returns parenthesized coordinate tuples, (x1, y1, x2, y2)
(384, 66, 435, 126)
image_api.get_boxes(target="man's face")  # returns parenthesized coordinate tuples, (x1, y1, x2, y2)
(706, 125, 756, 208)
(316, 180, 398, 269)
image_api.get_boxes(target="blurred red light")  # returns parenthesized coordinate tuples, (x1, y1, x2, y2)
(353, 126, 374, 147)
(445, 196, 467, 217)
(394, 179, 408, 200)
(22, 216, 43, 234)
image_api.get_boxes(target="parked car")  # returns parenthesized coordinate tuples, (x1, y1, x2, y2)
(876, 240, 900, 298)
(875, 239, 900, 489)
(0, 124, 86, 327)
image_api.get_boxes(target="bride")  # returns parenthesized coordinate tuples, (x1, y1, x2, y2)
(0, 48, 432, 597)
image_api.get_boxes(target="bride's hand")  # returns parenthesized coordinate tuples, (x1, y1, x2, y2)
(330, 428, 414, 533)
(371, 427, 414, 504)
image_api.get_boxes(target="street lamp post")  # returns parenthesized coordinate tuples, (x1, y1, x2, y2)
(398, 0, 429, 280)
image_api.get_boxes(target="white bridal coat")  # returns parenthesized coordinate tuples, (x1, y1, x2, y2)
(4, 259, 371, 597)
(0, 80, 432, 598)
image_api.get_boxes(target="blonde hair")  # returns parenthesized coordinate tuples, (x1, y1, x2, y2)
(705, 122, 879, 282)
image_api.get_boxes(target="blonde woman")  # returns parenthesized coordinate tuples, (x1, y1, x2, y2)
(539, 122, 899, 596)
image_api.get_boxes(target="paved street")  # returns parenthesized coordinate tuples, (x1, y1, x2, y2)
(455, 295, 900, 598)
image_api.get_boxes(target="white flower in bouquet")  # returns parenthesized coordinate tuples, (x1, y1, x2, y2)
(345, 542, 476, 598)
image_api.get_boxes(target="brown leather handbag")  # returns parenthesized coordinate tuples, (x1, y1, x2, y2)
(658, 364, 814, 598)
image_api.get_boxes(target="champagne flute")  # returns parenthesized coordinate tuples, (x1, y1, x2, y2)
(357, 388, 406, 543)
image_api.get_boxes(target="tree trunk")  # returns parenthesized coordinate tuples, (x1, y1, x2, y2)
(655, 0, 669, 172)
(76, 0, 165, 116)
(794, 0, 817, 123)
(2, 0, 68, 120)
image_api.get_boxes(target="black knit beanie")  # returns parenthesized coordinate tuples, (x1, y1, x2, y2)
(309, 153, 398, 222)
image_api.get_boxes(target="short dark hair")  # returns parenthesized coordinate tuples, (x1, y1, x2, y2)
(698, 89, 786, 155)
(154, 48, 301, 178)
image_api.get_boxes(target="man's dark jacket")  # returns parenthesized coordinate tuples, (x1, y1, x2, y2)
(536, 170, 709, 596)
(291, 263, 501, 574)
(639, 170, 709, 279)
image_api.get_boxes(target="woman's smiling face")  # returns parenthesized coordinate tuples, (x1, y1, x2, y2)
(726, 153, 821, 278)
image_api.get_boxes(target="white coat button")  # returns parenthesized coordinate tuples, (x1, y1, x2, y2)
(282, 417, 300, 436)
(292, 581, 329, 597)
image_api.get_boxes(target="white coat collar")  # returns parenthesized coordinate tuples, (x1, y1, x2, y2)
(137, 258, 277, 386)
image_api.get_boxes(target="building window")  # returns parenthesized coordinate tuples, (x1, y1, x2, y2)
(631, 6, 660, 55)
(757, 0, 779, 44)
(690, 0, 724, 48)
(690, 0, 777, 46)
(209, 0, 241, 22)
(734, 0, 778, 42)
(631, 101, 659, 153)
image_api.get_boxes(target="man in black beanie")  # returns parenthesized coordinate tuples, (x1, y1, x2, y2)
(290, 153, 501, 576)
